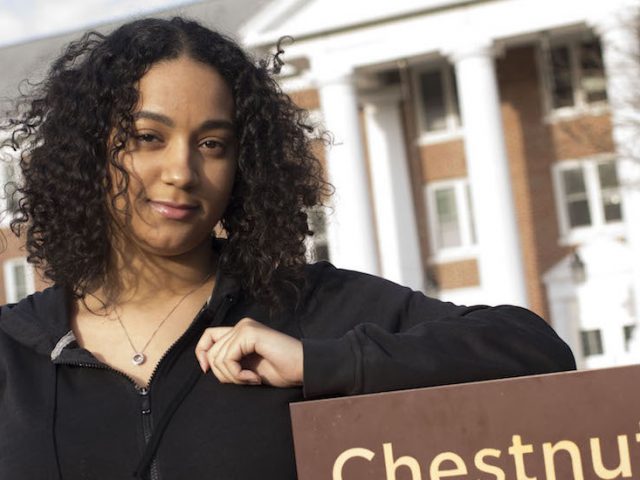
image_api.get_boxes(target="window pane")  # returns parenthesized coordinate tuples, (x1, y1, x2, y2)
(580, 329, 603, 357)
(550, 46, 575, 109)
(598, 162, 622, 222)
(561, 168, 592, 227)
(435, 187, 461, 248)
(420, 70, 447, 132)
(13, 263, 28, 301)
(562, 167, 587, 195)
(580, 39, 608, 104)
(597, 162, 619, 189)
(567, 200, 591, 227)
(624, 325, 636, 352)
(602, 192, 622, 222)
(307, 208, 330, 262)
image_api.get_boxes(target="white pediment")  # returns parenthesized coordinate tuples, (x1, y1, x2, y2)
(241, 0, 474, 47)
(543, 238, 633, 285)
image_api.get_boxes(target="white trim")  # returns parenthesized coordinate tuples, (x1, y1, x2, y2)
(542, 103, 610, 124)
(436, 286, 485, 306)
(416, 128, 464, 146)
(278, 71, 317, 95)
(3, 256, 35, 303)
(238, 0, 298, 45)
(240, 0, 475, 48)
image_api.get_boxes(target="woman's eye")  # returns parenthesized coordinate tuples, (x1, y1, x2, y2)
(201, 139, 224, 151)
(135, 133, 160, 143)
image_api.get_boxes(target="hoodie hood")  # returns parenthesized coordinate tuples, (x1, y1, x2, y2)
(0, 285, 72, 358)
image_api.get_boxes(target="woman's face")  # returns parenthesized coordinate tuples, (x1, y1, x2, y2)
(111, 55, 237, 258)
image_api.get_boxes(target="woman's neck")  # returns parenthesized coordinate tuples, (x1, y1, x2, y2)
(90, 238, 217, 311)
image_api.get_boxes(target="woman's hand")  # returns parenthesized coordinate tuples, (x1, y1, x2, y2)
(194, 318, 303, 387)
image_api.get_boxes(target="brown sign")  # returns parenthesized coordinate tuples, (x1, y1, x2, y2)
(290, 365, 640, 480)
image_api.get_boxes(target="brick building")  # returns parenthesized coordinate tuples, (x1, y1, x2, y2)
(241, 0, 640, 369)
(1, 0, 639, 369)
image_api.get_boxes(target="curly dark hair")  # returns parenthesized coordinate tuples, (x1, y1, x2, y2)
(1, 17, 331, 310)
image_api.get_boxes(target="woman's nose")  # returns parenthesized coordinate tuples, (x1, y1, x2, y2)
(160, 140, 199, 189)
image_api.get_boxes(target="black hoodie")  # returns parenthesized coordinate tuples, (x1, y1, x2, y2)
(0, 261, 575, 479)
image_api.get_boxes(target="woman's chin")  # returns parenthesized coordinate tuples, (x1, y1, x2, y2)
(126, 232, 213, 259)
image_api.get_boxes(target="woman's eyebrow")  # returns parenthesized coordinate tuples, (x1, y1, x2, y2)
(198, 119, 235, 133)
(134, 110, 175, 127)
(133, 111, 235, 132)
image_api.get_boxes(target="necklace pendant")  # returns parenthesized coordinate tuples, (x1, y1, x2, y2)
(132, 353, 146, 366)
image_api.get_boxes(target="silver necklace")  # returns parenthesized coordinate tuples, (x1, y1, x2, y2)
(112, 271, 213, 366)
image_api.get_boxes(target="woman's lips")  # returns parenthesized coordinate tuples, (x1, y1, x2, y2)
(148, 200, 198, 220)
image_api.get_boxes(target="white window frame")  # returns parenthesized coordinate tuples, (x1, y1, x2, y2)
(552, 154, 624, 245)
(425, 178, 478, 263)
(413, 62, 463, 145)
(538, 33, 609, 122)
(3, 257, 35, 303)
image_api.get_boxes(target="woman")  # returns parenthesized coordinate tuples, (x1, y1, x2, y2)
(0, 17, 575, 479)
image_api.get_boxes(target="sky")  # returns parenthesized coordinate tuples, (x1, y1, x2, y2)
(0, 0, 197, 47)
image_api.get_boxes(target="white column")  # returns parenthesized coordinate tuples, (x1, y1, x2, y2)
(313, 62, 379, 275)
(594, 3, 640, 344)
(363, 89, 425, 291)
(451, 42, 528, 307)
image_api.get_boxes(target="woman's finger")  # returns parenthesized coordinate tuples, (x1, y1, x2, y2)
(212, 330, 239, 383)
(195, 326, 233, 372)
(207, 329, 236, 382)
(221, 333, 261, 384)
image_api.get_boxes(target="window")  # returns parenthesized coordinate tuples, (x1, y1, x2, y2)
(624, 325, 636, 352)
(553, 156, 623, 240)
(580, 329, 603, 357)
(1, 161, 20, 216)
(426, 179, 476, 259)
(306, 207, 330, 263)
(3, 257, 35, 303)
(542, 36, 607, 113)
(415, 63, 461, 138)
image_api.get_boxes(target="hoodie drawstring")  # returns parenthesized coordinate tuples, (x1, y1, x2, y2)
(52, 363, 63, 480)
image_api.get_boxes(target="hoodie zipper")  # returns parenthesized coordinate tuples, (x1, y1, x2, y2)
(137, 386, 159, 480)
(54, 296, 235, 479)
